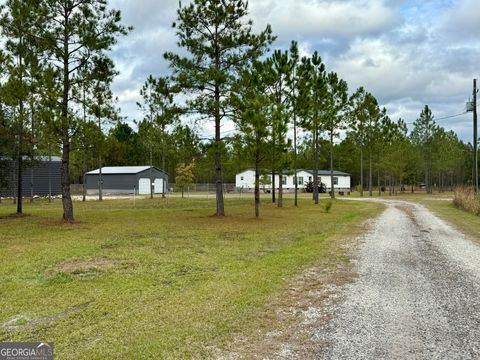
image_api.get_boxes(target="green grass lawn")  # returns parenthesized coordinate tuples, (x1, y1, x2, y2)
(0, 196, 383, 359)
(414, 198, 480, 241)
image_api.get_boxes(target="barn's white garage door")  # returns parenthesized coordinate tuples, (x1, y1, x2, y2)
(138, 178, 151, 195)
(154, 178, 164, 194)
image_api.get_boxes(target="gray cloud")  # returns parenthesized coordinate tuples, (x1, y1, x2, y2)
(107, 0, 479, 142)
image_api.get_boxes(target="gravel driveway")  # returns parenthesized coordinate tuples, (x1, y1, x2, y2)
(318, 200, 480, 359)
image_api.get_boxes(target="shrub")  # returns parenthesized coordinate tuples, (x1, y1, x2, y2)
(324, 199, 333, 213)
(453, 187, 480, 216)
(305, 181, 327, 193)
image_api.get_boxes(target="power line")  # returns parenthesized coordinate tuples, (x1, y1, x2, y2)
(404, 109, 473, 125)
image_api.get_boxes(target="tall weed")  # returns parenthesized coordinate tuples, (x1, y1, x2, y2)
(453, 187, 480, 216)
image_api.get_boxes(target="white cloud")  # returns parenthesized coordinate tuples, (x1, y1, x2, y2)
(249, 0, 401, 41)
(440, 0, 480, 40)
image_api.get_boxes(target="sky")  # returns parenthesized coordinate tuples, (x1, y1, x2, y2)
(108, 0, 480, 143)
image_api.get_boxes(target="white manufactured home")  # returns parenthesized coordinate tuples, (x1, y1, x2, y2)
(235, 169, 351, 193)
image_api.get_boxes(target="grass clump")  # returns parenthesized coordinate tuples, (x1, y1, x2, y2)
(453, 187, 480, 215)
(324, 199, 333, 213)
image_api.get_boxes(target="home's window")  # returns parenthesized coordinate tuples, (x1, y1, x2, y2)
(333, 176, 338, 185)
(240, 176, 244, 181)
(298, 176, 304, 185)
(282, 176, 287, 185)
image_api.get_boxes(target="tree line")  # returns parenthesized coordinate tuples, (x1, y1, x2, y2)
(0, 0, 474, 220)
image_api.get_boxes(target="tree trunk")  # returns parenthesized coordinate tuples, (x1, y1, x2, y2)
(61, 13, 74, 222)
(162, 124, 166, 198)
(48, 150, 52, 203)
(271, 169, 276, 203)
(329, 130, 335, 199)
(149, 148, 153, 200)
(360, 147, 364, 197)
(16, 138, 23, 214)
(271, 127, 276, 204)
(16, 54, 24, 215)
(278, 169, 283, 208)
(99, 153, 103, 201)
(30, 100, 35, 203)
(255, 151, 260, 218)
(378, 170, 381, 196)
(61, 135, 74, 222)
(82, 150, 87, 202)
(12, 158, 16, 205)
(313, 126, 319, 204)
(368, 149, 373, 197)
(214, 84, 225, 216)
(293, 111, 298, 207)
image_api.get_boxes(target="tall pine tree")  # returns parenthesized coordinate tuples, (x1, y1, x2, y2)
(164, 0, 274, 216)
(43, 0, 130, 221)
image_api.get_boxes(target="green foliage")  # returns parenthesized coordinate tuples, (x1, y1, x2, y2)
(305, 181, 327, 194)
(411, 105, 437, 193)
(165, 0, 275, 215)
(324, 199, 333, 213)
(175, 161, 195, 197)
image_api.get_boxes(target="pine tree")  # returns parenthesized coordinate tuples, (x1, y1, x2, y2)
(411, 105, 437, 194)
(138, 76, 180, 198)
(324, 72, 348, 199)
(164, 0, 274, 216)
(298, 52, 326, 204)
(0, 0, 47, 214)
(43, 0, 130, 222)
(232, 60, 272, 218)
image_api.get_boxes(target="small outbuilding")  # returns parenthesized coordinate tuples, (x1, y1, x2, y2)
(0, 156, 62, 198)
(85, 166, 168, 195)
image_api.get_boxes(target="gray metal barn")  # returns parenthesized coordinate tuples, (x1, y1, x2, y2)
(85, 166, 168, 195)
(0, 156, 62, 197)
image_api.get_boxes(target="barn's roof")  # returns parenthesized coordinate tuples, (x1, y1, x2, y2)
(86, 166, 159, 175)
(1, 155, 61, 162)
(36, 156, 62, 162)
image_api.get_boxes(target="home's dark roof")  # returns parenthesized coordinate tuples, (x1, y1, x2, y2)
(237, 169, 350, 176)
(301, 169, 350, 176)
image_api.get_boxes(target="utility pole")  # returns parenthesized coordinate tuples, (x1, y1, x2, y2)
(98, 115, 103, 201)
(474, 79, 478, 192)
(467, 79, 478, 192)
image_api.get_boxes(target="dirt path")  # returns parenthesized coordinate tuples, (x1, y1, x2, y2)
(318, 200, 480, 359)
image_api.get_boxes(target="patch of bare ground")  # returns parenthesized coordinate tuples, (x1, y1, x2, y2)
(45, 258, 133, 280)
(55, 258, 117, 274)
(215, 220, 374, 360)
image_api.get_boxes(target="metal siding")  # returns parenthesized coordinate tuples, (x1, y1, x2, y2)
(0, 159, 62, 197)
(85, 167, 169, 195)
(86, 174, 137, 192)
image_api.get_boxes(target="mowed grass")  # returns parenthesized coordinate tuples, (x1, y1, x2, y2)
(0, 196, 382, 359)
(415, 198, 480, 241)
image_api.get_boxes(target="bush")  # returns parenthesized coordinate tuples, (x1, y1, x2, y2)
(324, 199, 333, 213)
(453, 187, 480, 216)
(305, 181, 327, 193)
